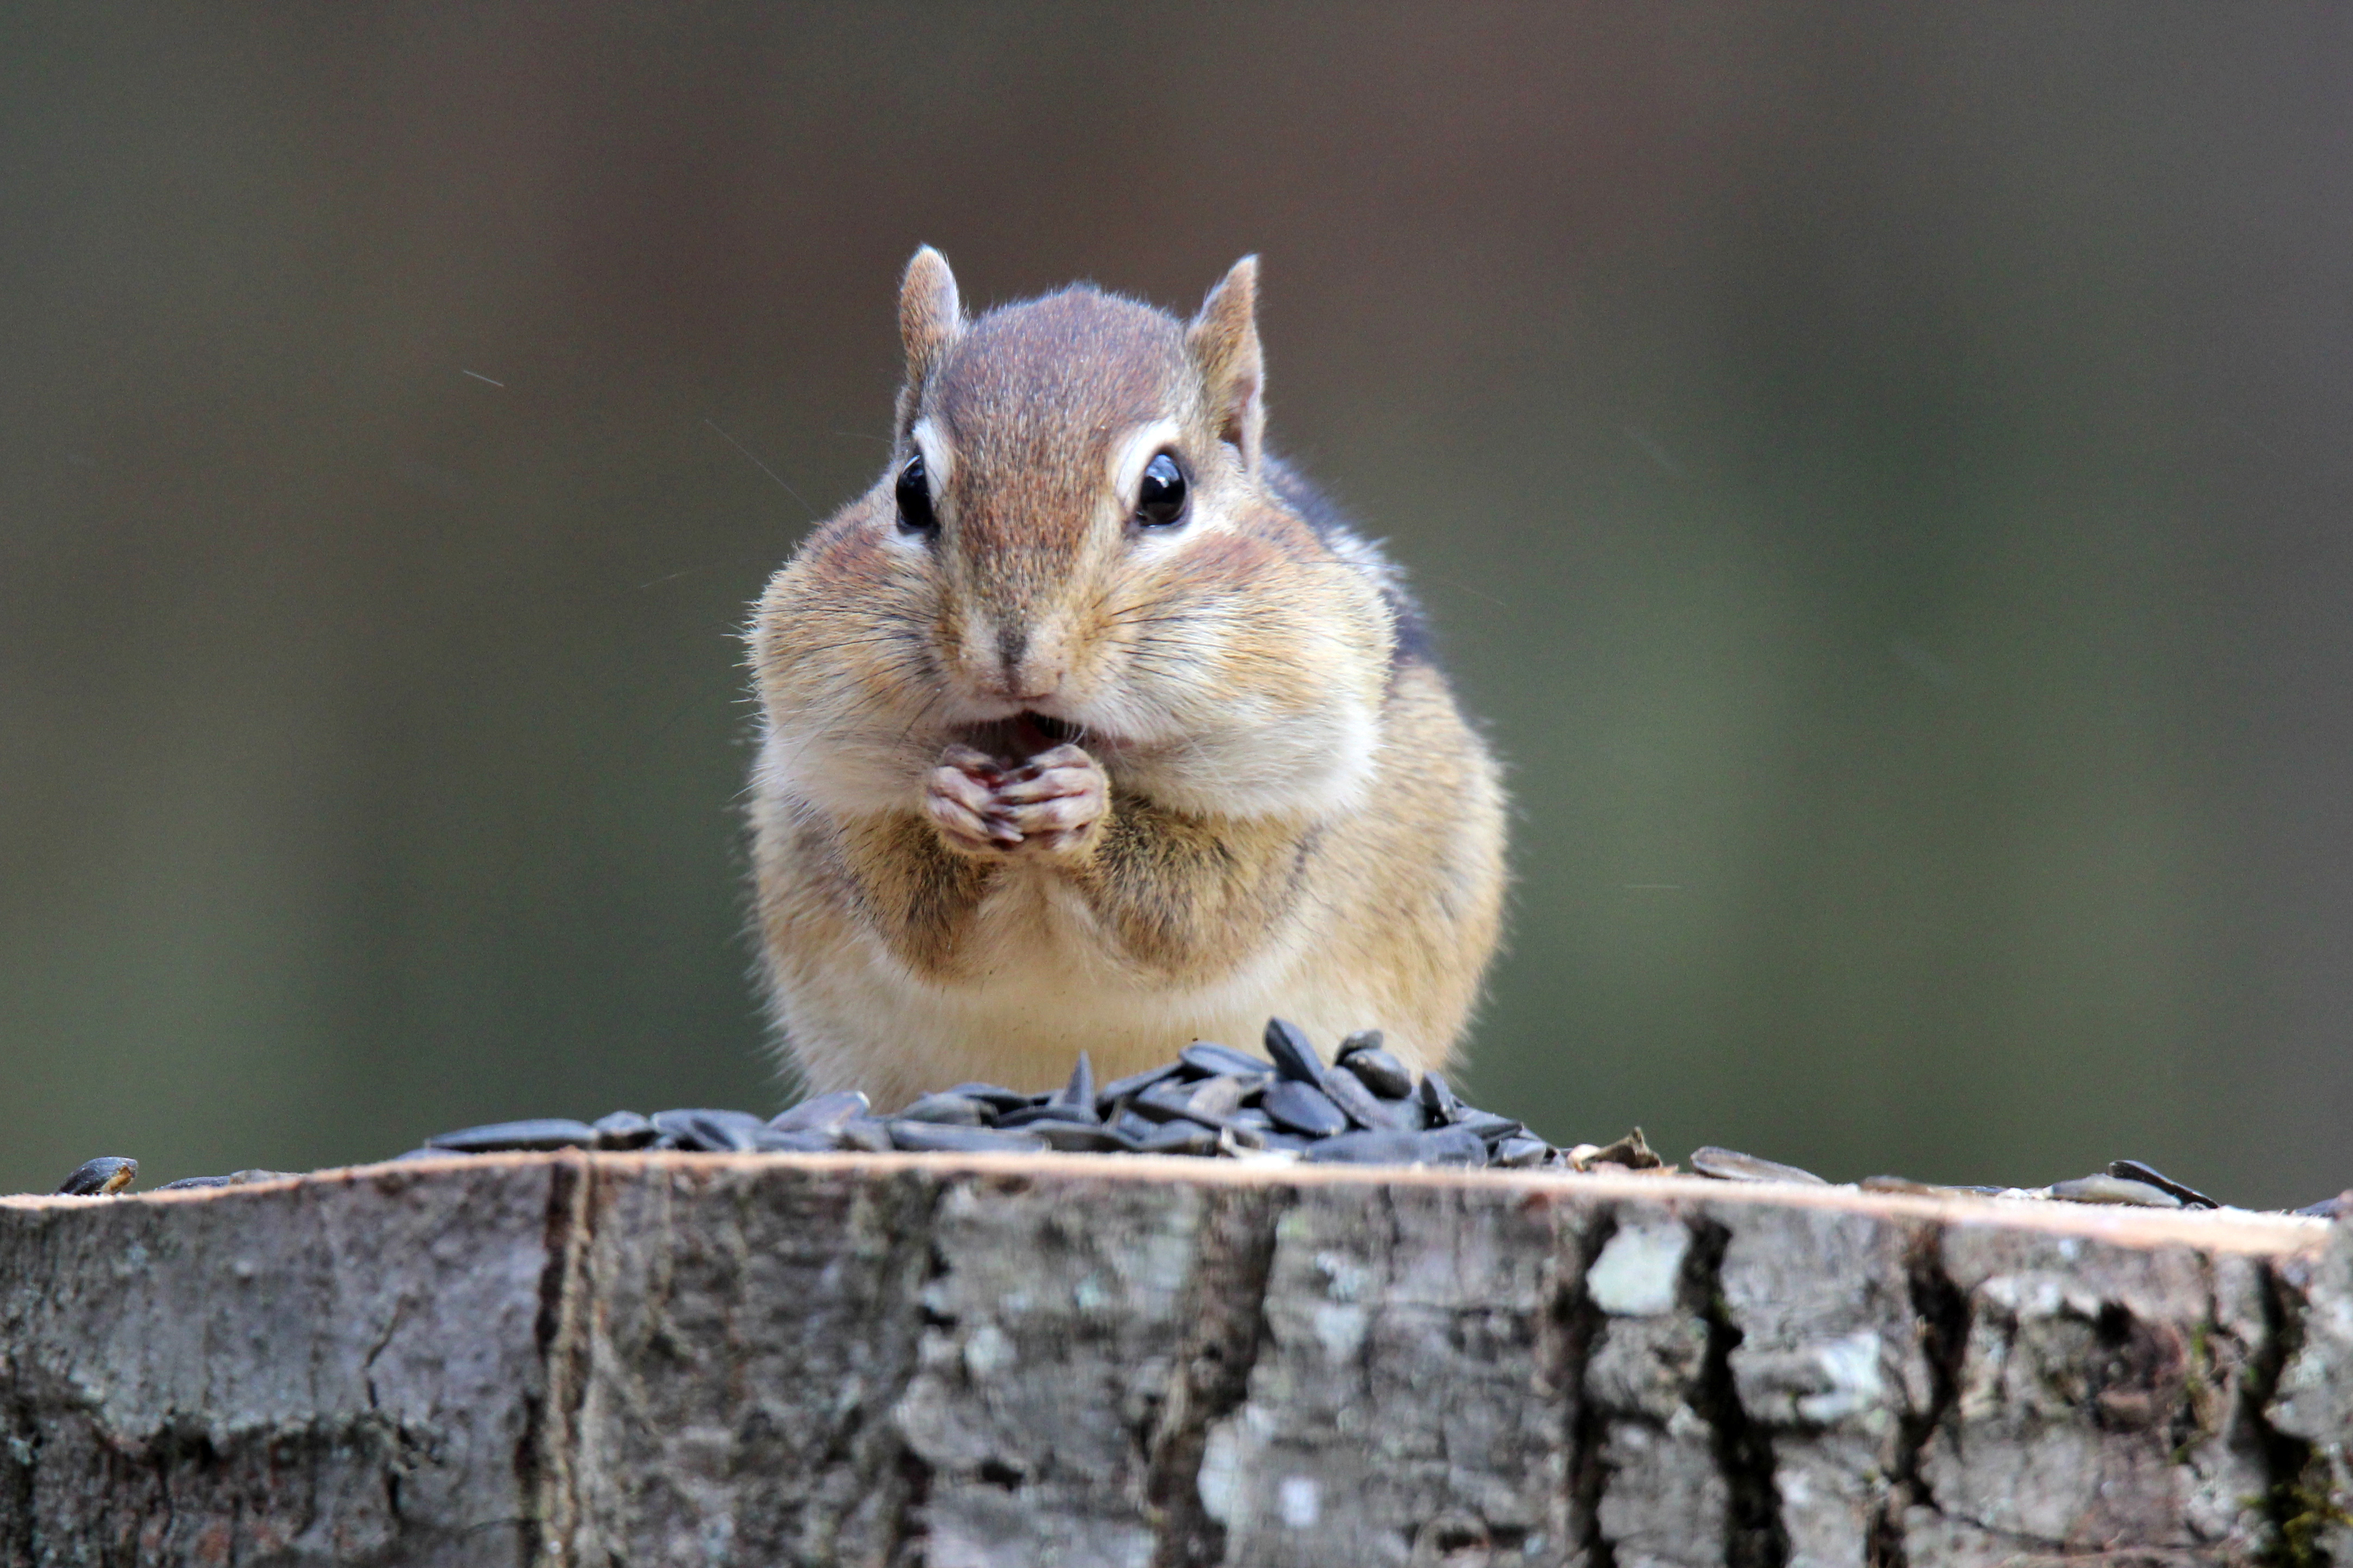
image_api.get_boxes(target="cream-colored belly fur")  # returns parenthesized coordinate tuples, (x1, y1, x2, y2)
(775, 865, 1388, 1107)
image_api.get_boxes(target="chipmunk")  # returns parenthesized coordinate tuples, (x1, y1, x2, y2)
(746, 249, 1506, 1108)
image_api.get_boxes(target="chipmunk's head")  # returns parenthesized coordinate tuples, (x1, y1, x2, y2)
(757, 248, 1396, 820)
(890, 246, 1268, 720)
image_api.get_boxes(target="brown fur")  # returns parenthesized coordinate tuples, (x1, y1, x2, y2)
(748, 249, 1507, 1107)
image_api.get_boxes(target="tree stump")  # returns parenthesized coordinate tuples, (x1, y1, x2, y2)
(2, 1154, 2346, 1566)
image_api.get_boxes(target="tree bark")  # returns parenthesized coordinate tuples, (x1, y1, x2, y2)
(2, 1154, 2346, 1567)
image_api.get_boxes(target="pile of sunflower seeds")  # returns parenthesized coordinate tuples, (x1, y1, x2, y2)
(405, 1019, 1560, 1171)
(32, 1014, 2352, 1215)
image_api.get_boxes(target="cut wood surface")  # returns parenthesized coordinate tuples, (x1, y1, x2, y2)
(2, 1153, 2348, 1567)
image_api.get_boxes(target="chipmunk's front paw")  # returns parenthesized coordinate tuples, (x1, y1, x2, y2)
(992, 744, 1110, 855)
(925, 742, 1107, 858)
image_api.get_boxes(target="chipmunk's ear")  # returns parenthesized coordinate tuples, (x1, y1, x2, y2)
(1187, 254, 1263, 472)
(899, 245, 963, 394)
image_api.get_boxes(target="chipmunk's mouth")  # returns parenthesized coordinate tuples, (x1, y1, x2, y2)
(1022, 712, 1080, 744)
(954, 710, 1085, 761)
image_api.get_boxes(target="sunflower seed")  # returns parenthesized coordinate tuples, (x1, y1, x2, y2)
(1029, 1121, 1137, 1153)
(1334, 1029, 1385, 1062)
(1457, 1110, 1527, 1144)
(55, 1157, 137, 1196)
(1054, 1051, 1094, 1110)
(1340, 1046, 1414, 1099)
(997, 1102, 1103, 1129)
(1692, 1146, 1829, 1186)
(1317, 1067, 1393, 1132)
(753, 1128, 841, 1153)
(1132, 1080, 1234, 1131)
(1095, 1060, 1186, 1108)
(885, 1122, 1049, 1154)
(1183, 1074, 1252, 1122)
(1303, 1129, 1424, 1166)
(590, 1110, 660, 1150)
(769, 1092, 869, 1136)
(1135, 1122, 1220, 1157)
(2107, 1159, 2218, 1210)
(837, 1117, 895, 1153)
(894, 1092, 993, 1127)
(1216, 1125, 1269, 1155)
(426, 1119, 601, 1154)
(1262, 1079, 1350, 1138)
(1384, 1095, 1431, 1132)
(1415, 1071, 1465, 1126)
(2049, 1174, 2181, 1208)
(1858, 1175, 1949, 1196)
(651, 1109, 773, 1152)
(1414, 1127, 1490, 1167)
(947, 1083, 1039, 1114)
(1262, 1017, 1328, 1085)
(1180, 1041, 1275, 1079)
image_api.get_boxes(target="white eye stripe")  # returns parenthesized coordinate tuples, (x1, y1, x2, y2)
(1107, 418, 1184, 509)
(910, 418, 953, 493)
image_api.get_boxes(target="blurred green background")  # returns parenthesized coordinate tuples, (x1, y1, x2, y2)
(4, 4, 2348, 1205)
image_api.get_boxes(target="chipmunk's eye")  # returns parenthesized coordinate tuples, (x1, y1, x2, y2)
(1135, 452, 1187, 529)
(895, 453, 937, 534)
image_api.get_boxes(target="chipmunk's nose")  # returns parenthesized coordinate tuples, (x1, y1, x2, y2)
(992, 622, 1066, 703)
